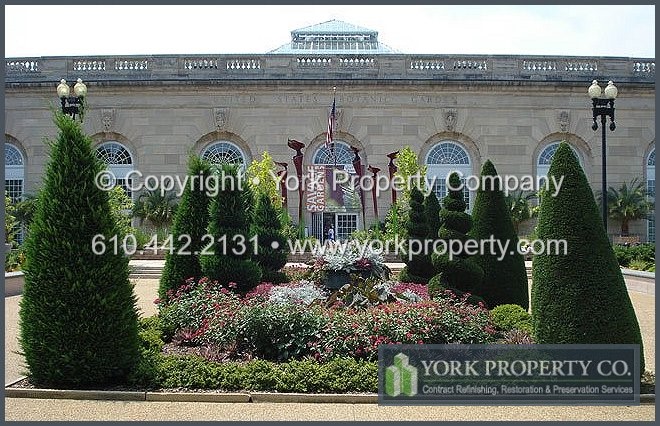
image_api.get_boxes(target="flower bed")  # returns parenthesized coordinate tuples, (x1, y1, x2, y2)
(158, 277, 496, 363)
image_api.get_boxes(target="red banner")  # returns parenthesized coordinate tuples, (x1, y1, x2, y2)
(305, 165, 325, 212)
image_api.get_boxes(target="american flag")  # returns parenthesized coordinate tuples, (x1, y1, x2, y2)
(326, 96, 336, 152)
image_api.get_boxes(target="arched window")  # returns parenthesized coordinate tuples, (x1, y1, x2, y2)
(201, 141, 246, 170)
(95, 141, 134, 197)
(647, 149, 655, 243)
(537, 142, 583, 180)
(313, 140, 355, 172)
(5, 142, 24, 202)
(425, 141, 472, 209)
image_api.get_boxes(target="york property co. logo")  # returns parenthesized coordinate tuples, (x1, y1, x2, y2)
(385, 353, 418, 397)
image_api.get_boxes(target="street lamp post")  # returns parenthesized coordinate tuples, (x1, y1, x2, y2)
(588, 79, 618, 234)
(57, 78, 87, 121)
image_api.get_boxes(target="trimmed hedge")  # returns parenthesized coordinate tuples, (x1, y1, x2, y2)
(20, 113, 139, 388)
(399, 187, 434, 284)
(490, 304, 532, 334)
(469, 160, 528, 309)
(131, 317, 378, 392)
(151, 356, 379, 393)
(251, 193, 288, 284)
(531, 142, 644, 372)
(200, 164, 262, 292)
(429, 172, 484, 297)
(159, 155, 212, 300)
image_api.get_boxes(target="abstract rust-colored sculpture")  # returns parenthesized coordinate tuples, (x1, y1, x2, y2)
(387, 151, 399, 205)
(367, 165, 381, 222)
(287, 139, 305, 224)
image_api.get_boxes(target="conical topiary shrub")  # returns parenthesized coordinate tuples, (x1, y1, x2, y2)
(19, 113, 139, 388)
(532, 142, 644, 372)
(201, 164, 262, 293)
(429, 173, 484, 297)
(251, 192, 288, 283)
(424, 191, 441, 241)
(159, 155, 212, 301)
(469, 160, 528, 309)
(399, 187, 434, 284)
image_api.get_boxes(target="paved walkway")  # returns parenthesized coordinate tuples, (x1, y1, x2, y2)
(4, 274, 655, 421)
(4, 398, 654, 421)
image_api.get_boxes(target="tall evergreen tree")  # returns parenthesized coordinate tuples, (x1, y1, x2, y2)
(429, 173, 484, 297)
(201, 164, 262, 292)
(469, 160, 528, 309)
(19, 113, 139, 387)
(159, 155, 212, 300)
(251, 192, 288, 283)
(424, 191, 441, 240)
(532, 142, 644, 372)
(399, 187, 434, 283)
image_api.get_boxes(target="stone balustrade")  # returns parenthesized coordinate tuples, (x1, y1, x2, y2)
(5, 54, 655, 84)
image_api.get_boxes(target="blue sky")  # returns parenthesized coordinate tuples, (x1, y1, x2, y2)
(5, 5, 655, 58)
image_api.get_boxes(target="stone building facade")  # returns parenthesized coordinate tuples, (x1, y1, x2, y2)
(4, 20, 656, 241)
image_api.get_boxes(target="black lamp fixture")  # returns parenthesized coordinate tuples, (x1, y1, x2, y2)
(588, 79, 618, 234)
(57, 78, 87, 121)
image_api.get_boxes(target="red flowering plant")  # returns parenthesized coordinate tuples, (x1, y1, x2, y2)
(158, 276, 243, 347)
(309, 295, 496, 362)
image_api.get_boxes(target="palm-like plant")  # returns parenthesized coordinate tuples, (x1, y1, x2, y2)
(597, 178, 654, 236)
(504, 190, 538, 234)
(132, 189, 178, 231)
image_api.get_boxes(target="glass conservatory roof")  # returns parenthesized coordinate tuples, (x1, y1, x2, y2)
(269, 19, 399, 54)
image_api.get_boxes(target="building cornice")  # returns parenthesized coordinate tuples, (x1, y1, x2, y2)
(5, 54, 655, 86)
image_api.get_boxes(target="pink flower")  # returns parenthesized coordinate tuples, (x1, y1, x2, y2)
(228, 281, 237, 289)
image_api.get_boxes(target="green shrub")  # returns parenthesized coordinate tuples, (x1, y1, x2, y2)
(628, 259, 655, 272)
(424, 191, 441, 240)
(490, 304, 532, 334)
(251, 193, 287, 283)
(383, 200, 408, 241)
(430, 172, 484, 295)
(150, 355, 378, 393)
(201, 164, 262, 292)
(4, 194, 17, 246)
(614, 243, 655, 269)
(19, 113, 139, 388)
(159, 155, 212, 300)
(531, 142, 644, 373)
(236, 302, 328, 361)
(469, 160, 529, 309)
(399, 187, 434, 284)
(108, 186, 134, 239)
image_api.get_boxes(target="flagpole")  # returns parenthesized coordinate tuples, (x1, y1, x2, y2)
(332, 86, 337, 169)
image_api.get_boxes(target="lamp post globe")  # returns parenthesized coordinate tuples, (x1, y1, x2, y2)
(589, 80, 617, 236)
(56, 78, 87, 121)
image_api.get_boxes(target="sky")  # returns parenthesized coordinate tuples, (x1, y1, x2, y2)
(4, 5, 655, 58)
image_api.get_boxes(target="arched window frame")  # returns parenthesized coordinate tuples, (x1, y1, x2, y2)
(95, 141, 135, 198)
(425, 141, 472, 210)
(647, 148, 655, 243)
(536, 142, 584, 180)
(312, 140, 355, 172)
(200, 141, 247, 170)
(4, 142, 25, 203)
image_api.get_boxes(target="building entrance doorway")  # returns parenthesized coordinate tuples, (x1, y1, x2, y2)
(311, 212, 359, 241)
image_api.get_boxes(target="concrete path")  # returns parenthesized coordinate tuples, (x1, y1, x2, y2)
(4, 398, 655, 421)
(5, 274, 655, 421)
